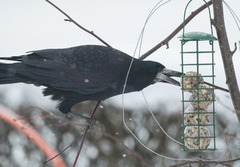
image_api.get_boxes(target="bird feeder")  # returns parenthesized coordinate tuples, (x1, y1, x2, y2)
(179, 0, 217, 152)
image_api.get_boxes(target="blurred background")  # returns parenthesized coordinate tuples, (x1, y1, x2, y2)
(0, 0, 240, 166)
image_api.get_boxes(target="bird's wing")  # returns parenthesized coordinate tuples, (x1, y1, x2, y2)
(21, 46, 127, 94)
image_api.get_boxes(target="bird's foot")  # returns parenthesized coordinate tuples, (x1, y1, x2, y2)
(85, 117, 95, 127)
(69, 112, 95, 127)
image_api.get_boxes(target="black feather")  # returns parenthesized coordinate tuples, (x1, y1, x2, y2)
(0, 45, 164, 113)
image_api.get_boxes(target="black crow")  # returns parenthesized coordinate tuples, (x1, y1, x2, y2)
(0, 45, 181, 115)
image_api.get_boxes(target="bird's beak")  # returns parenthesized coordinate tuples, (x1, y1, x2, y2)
(154, 68, 182, 86)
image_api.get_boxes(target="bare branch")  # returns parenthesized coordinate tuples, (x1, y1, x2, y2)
(139, 1, 213, 60)
(204, 81, 229, 93)
(212, 0, 240, 123)
(45, 0, 111, 48)
(231, 42, 237, 57)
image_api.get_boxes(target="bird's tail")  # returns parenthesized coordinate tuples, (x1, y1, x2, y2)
(0, 59, 27, 84)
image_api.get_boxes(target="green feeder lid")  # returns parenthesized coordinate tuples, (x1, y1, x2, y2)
(179, 32, 218, 41)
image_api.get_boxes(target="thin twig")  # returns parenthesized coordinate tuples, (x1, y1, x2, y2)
(42, 132, 83, 166)
(139, 0, 213, 60)
(72, 101, 101, 167)
(102, 131, 152, 167)
(231, 42, 237, 56)
(45, 0, 111, 48)
(204, 81, 229, 93)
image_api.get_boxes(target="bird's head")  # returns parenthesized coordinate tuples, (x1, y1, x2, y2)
(154, 68, 182, 86)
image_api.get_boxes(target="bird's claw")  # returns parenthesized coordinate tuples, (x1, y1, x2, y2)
(69, 112, 95, 127)
(85, 117, 95, 127)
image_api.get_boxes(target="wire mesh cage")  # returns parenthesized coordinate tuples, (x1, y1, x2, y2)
(179, 0, 217, 152)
